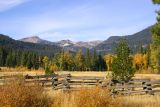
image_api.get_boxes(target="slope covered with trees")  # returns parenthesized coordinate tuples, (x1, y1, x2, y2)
(95, 26, 152, 53)
(0, 34, 62, 56)
(0, 46, 107, 72)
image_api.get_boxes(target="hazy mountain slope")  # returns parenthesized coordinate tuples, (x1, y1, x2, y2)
(20, 36, 103, 53)
(0, 34, 62, 56)
(18, 26, 152, 54)
(20, 36, 57, 45)
(56, 40, 102, 53)
(95, 26, 152, 53)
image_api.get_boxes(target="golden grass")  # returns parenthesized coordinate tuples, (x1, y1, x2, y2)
(122, 95, 160, 107)
(0, 67, 44, 73)
(0, 76, 160, 107)
(52, 88, 122, 107)
(1, 69, 160, 107)
(1, 67, 160, 80)
(0, 76, 52, 107)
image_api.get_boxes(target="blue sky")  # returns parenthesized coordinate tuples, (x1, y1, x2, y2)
(0, 0, 159, 41)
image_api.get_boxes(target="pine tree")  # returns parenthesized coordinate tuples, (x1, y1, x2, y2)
(112, 39, 135, 81)
(15, 50, 21, 66)
(21, 52, 27, 67)
(11, 50, 16, 67)
(0, 47, 5, 66)
(95, 55, 107, 71)
(31, 53, 39, 70)
(92, 49, 97, 71)
(6, 50, 13, 67)
(85, 49, 92, 71)
(151, 1, 160, 73)
(59, 50, 65, 70)
(26, 53, 33, 69)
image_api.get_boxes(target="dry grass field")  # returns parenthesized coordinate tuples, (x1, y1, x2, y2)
(1, 67, 160, 107)
(48, 88, 160, 107)
(1, 67, 160, 80)
(122, 95, 160, 107)
(52, 88, 122, 107)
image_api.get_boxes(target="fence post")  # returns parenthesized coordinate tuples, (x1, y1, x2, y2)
(96, 78, 101, 86)
(142, 81, 147, 92)
(145, 82, 154, 95)
(52, 76, 58, 89)
(110, 80, 118, 96)
(63, 74, 71, 90)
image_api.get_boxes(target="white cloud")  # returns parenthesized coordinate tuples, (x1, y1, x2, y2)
(0, 0, 30, 12)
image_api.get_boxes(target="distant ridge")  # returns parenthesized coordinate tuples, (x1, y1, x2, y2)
(20, 36, 103, 53)
(94, 26, 152, 53)
(20, 36, 57, 45)
(0, 34, 62, 56)
(0, 25, 153, 55)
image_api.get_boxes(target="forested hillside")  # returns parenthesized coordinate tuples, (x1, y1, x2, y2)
(0, 34, 62, 56)
(95, 26, 152, 53)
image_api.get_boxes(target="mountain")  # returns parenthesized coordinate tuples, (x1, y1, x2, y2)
(20, 36, 103, 53)
(56, 40, 75, 47)
(18, 26, 152, 54)
(76, 41, 102, 49)
(95, 26, 152, 53)
(20, 36, 57, 45)
(0, 34, 62, 56)
(56, 40, 102, 52)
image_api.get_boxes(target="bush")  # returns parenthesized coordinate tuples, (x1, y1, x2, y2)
(0, 76, 52, 107)
(45, 66, 53, 75)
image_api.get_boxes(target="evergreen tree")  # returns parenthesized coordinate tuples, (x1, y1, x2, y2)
(21, 52, 27, 67)
(0, 47, 6, 66)
(139, 44, 144, 54)
(26, 53, 33, 69)
(85, 49, 92, 71)
(15, 50, 22, 66)
(92, 49, 97, 71)
(59, 50, 65, 70)
(11, 50, 16, 67)
(112, 39, 135, 81)
(146, 45, 151, 68)
(151, 1, 160, 73)
(95, 55, 107, 71)
(6, 51, 12, 67)
(31, 53, 39, 70)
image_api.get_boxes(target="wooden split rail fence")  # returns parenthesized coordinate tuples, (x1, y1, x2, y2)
(102, 79, 160, 95)
(0, 74, 160, 95)
(25, 74, 104, 90)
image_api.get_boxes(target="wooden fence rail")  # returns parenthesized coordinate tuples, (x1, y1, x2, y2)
(23, 74, 105, 90)
(0, 74, 160, 95)
(102, 79, 160, 95)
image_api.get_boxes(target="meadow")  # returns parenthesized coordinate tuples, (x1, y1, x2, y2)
(0, 67, 160, 107)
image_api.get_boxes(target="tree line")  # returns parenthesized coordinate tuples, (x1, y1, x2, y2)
(0, 46, 107, 72)
(0, 38, 159, 74)
(0, 47, 40, 69)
